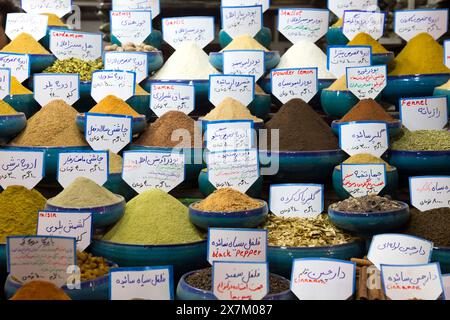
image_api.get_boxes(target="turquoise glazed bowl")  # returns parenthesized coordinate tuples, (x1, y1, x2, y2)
(104, 173, 136, 202)
(145, 50, 164, 72)
(248, 93, 271, 120)
(209, 51, 280, 71)
(29, 54, 57, 73)
(321, 90, 358, 119)
(111, 29, 162, 49)
(219, 27, 272, 49)
(3, 94, 39, 119)
(0, 244, 5, 274)
(76, 113, 147, 135)
(126, 94, 151, 120)
(74, 81, 95, 113)
(432, 247, 450, 274)
(387, 150, 450, 176)
(188, 200, 268, 230)
(40, 26, 69, 49)
(0, 113, 26, 138)
(142, 79, 209, 101)
(372, 52, 394, 66)
(433, 88, 450, 115)
(176, 269, 295, 300)
(331, 120, 402, 137)
(326, 27, 348, 45)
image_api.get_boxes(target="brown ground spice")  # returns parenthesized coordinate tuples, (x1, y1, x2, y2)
(339, 99, 395, 123)
(404, 208, 450, 247)
(193, 188, 263, 212)
(10, 281, 71, 300)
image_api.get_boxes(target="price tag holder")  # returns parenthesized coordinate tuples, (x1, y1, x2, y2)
(0, 53, 30, 83)
(149, 82, 195, 117)
(381, 263, 444, 300)
(104, 52, 148, 83)
(110, 266, 174, 300)
(91, 70, 135, 103)
(291, 258, 356, 300)
(110, 11, 152, 45)
(205, 120, 254, 152)
(21, 0, 72, 18)
(346, 65, 387, 100)
(328, 0, 378, 19)
(278, 8, 329, 44)
(0, 149, 45, 189)
(445, 40, 450, 69)
(443, 275, 450, 300)
(394, 9, 449, 41)
(57, 151, 109, 188)
(339, 121, 389, 157)
(5, 13, 48, 41)
(33, 73, 80, 107)
(50, 30, 102, 61)
(221, 5, 263, 39)
(37, 211, 92, 252)
(409, 176, 450, 212)
(213, 261, 268, 300)
(400, 96, 448, 131)
(341, 163, 386, 197)
(223, 50, 265, 81)
(327, 46, 371, 79)
(207, 228, 267, 264)
(162, 16, 215, 50)
(0, 68, 11, 100)
(271, 68, 318, 103)
(209, 74, 255, 107)
(221, 0, 270, 13)
(269, 184, 324, 218)
(343, 10, 386, 40)
(122, 150, 185, 193)
(112, 0, 161, 18)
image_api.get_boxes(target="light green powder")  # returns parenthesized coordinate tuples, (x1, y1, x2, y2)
(391, 129, 450, 151)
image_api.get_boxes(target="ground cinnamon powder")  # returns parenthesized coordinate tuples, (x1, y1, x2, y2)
(10, 280, 71, 300)
(339, 99, 395, 123)
(193, 188, 263, 212)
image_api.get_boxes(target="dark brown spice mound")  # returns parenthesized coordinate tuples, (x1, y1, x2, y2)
(338, 99, 396, 123)
(330, 195, 404, 213)
(404, 208, 450, 247)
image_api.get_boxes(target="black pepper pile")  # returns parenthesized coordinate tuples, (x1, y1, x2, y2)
(404, 208, 450, 247)
(330, 195, 404, 213)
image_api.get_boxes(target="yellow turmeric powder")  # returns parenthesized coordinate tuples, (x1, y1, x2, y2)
(0, 100, 18, 115)
(41, 13, 66, 27)
(135, 84, 149, 96)
(325, 76, 347, 91)
(89, 95, 140, 116)
(10, 281, 71, 300)
(0, 33, 50, 55)
(332, 18, 343, 27)
(347, 33, 389, 54)
(10, 76, 32, 95)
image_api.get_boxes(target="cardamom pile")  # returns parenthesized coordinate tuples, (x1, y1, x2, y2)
(105, 43, 157, 52)
(43, 58, 103, 82)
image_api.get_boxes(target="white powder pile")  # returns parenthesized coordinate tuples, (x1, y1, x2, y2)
(276, 40, 336, 79)
(152, 42, 219, 80)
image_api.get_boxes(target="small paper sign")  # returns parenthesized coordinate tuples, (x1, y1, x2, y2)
(328, 0, 378, 19)
(400, 96, 448, 131)
(269, 184, 324, 218)
(50, 30, 103, 62)
(291, 258, 356, 300)
(278, 8, 329, 43)
(85, 113, 132, 154)
(213, 261, 268, 300)
(208, 228, 267, 264)
(221, 0, 270, 13)
(343, 10, 386, 40)
(223, 50, 265, 81)
(91, 70, 135, 103)
(33, 73, 80, 106)
(207, 149, 259, 193)
(7, 236, 76, 287)
(57, 151, 109, 188)
(381, 263, 444, 300)
(205, 120, 254, 152)
(209, 74, 255, 107)
(162, 16, 215, 49)
(394, 9, 449, 41)
(445, 40, 450, 69)
(149, 82, 195, 117)
(0, 150, 45, 189)
(37, 211, 92, 252)
(444, 275, 450, 300)
(112, 0, 161, 18)
(5, 13, 48, 41)
(110, 266, 173, 300)
(221, 5, 263, 39)
(271, 68, 318, 103)
(0, 68, 11, 100)
(409, 176, 450, 212)
(341, 164, 386, 197)
(339, 122, 389, 157)
(21, 0, 72, 18)
(122, 151, 185, 193)
(327, 46, 371, 79)
(110, 11, 152, 45)
(368, 234, 433, 270)
(104, 52, 148, 83)
(0, 53, 30, 83)
(346, 65, 387, 100)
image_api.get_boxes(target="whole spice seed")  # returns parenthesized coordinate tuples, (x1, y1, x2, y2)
(203, 97, 262, 122)
(338, 99, 396, 123)
(89, 95, 140, 117)
(0, 100, 18, 115)
(43, 58, 103, 82)
(1, 33, 50, 55)
(10, 281, 71, 300)
(104, 43, 157, 52)
(342, 153, 394, 171)
(76, 251, 110, 281)
(193, 188, 264, 212)
(403, 208, 450, 247)
(330, 195, 404, 213)
(10, 76, 32, 95)
(391, 129, 450, 151)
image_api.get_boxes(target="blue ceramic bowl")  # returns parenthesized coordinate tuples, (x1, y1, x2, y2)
(3, 94, 38, 119)
(0, 113, 26, 138)
(387, 150, 450, 176)
(104, 173, 136, 201)
(29, 54, 57, 73)
(248, 93, 271, 120)
(209, 51, 280, 72)
(321, 90, 358, 119)
(145, 51, 164, 72)
(76, 113, 147, 135)
(326, 27, 348, 46)
(142, 79, 210, 101)
(432, 247, 450, 274)
(433, 88, 450, 115)
(126, 93, 151, 120)
(111, 29, 163, 49)
(372, 52, 394, 66)
(0, 243, 6, 274)
(219, 27, 272, 49)
(176, 269, 295, 300)
(331, 120, 402, 137)
(40, 26, 69, 49)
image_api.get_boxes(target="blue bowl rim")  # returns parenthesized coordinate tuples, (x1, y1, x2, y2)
(372, 52, 394, 57)
(0, 112, 26, 119)
(209, 51, 280, 57)
(46, 193, 126, 210)
(328, 200, 409, 218)
(321, 89, 353, 95)
(4, 93, 33, 98)
(91, 238, 207, 249)
(259, 149, 345, 156)
(189, 200, 268, 216)
(389, 149, 450, 156)
(331, 119, 401, 128)
(334, 165, 397, 173)
(5, 145, 90, 150)
(387, 73, 450, 80)
(268, 238, 363, 251)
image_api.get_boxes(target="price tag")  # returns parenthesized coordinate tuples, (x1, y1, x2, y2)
(291, 258, 356, 300)
(444, 275, 450, 300)
(0, 150, 45, 189)
(368, 234, 433, 270)
(110, 11, 152, 45)
(104, 52, 148, 83)
(346, 65, 387, 100)
(110, 266, 173, 300)
(213, 261, 268, 300)
(271, 68, 318, 103)
(221, 0, 270, 13)
(91, 70, 135, 103)
(33, 73, 79, 106)
(162, 16, 215, 49)
(57, 151, 108, 188)
(409, 176, 450, 212)
(269, 184, 324, 218)
(50, 30, 102, 61)
(21, 0, 72, 18)
(343, 10, 386, 40)
(207, 228, 267, 264)
(112, 0, 160, 18)
(149, 82, 195, 117)
(341, 164, 386, 197)
(85, 113, 132, 154)
(7, 236, 76, 287)
(445, 40, 450, 69)
(0, 68, 10, 100)
(0, 53, 30, 83)
(205, 120, 254, 152)
(339, 121, 388, 157)
(400, 96, 448, 131)
(209, 74, 255, 107)
(327, 46, 371, 79)
(221, 5, 263, 39)
(223, 50, 265, 81)
(5, 13, 48, 41)
(278, 8, 329, 44)
(394, 9, 449, 41)
(381, 263, 444, 300)
(328, 0, 378, 19)
(122, 150, 185, 193)
(37, 211, 92, 252)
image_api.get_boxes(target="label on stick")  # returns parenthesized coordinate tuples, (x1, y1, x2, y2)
(271, 68, 318, 103)
(328, 0, 378, 18)
(269, 184, 323, 218)
(343, 10, 386, 40)
(409, 176, 450, 212)
(341, 164, 386, 197)
(278, 8, 329, 43)
(327, 45, 371, 78)
(346, 65, 387, 100)
(104, 52, 148, 83)
(394, 9, 449, 41)
(209, 74, 255, 107)
(50, 30, 103, 61)
(221, 5, 263, 39)
(91, 70, 135, 103)
(162, 16, 215, 49)
(0, 53, 30, 83)
(34, 73, 79, 106)
(21, 0, 72, 18)
(112, 0, 160, 18)
(0, 150, 45, 189)
(6, 13, 48, 41)
(223, 50, 265, 81)
(221, 0, 270, 13)
(400, 96, 448, 131)
(339, 121, 389, 157)
(110, 11, 152, 45)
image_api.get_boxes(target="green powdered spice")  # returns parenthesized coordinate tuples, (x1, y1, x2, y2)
(391, 129, 450, 151)
(103, 189, 203, 245)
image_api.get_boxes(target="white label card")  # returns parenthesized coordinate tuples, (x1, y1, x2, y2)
(205, 120, 254, 152)
(346, 65, 387, 100)
(327, 46, 371, 79)
(50, 30, 103, 61)
(21, 0, 72, 18)
(444, 275, 450, 300)
(0, 150, 44, 189)
(0, 68, 10, 100)
(5, 13, 48, 41)
(409, 176, 450, 212)
(221, 0, 270, 13)
(445, 40, 450, 69)
(104, 52, 148, 83)
(269, 184, 324, 218)
(112, 0, 160, 18)
(110, 11, 152, 45)
(400, 96, 448, 131)
(37, 211, 92, 252)
(209, 74, 255, 107)
(221, 6, 263, 39)
(208, 228, 267, 264)
(328, 0, 378, 19)
(271, 68, 318, 103)
(33, 73, 79, 106)
(91, 70, 135, 103)
(213, 262, 268, 300)
(278, 8, 329, 43)
(223, 50, 265, 81)
(394, 9, 449, 41)
(341, 164, 386, 197)
(343, 10, 386, 40)
(291, 258, 356, 300)
(339, 122, 388, 157)
(162, 17, 215, 49)
(150, 83, 195, 117)
(0, 53, 30, 83)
